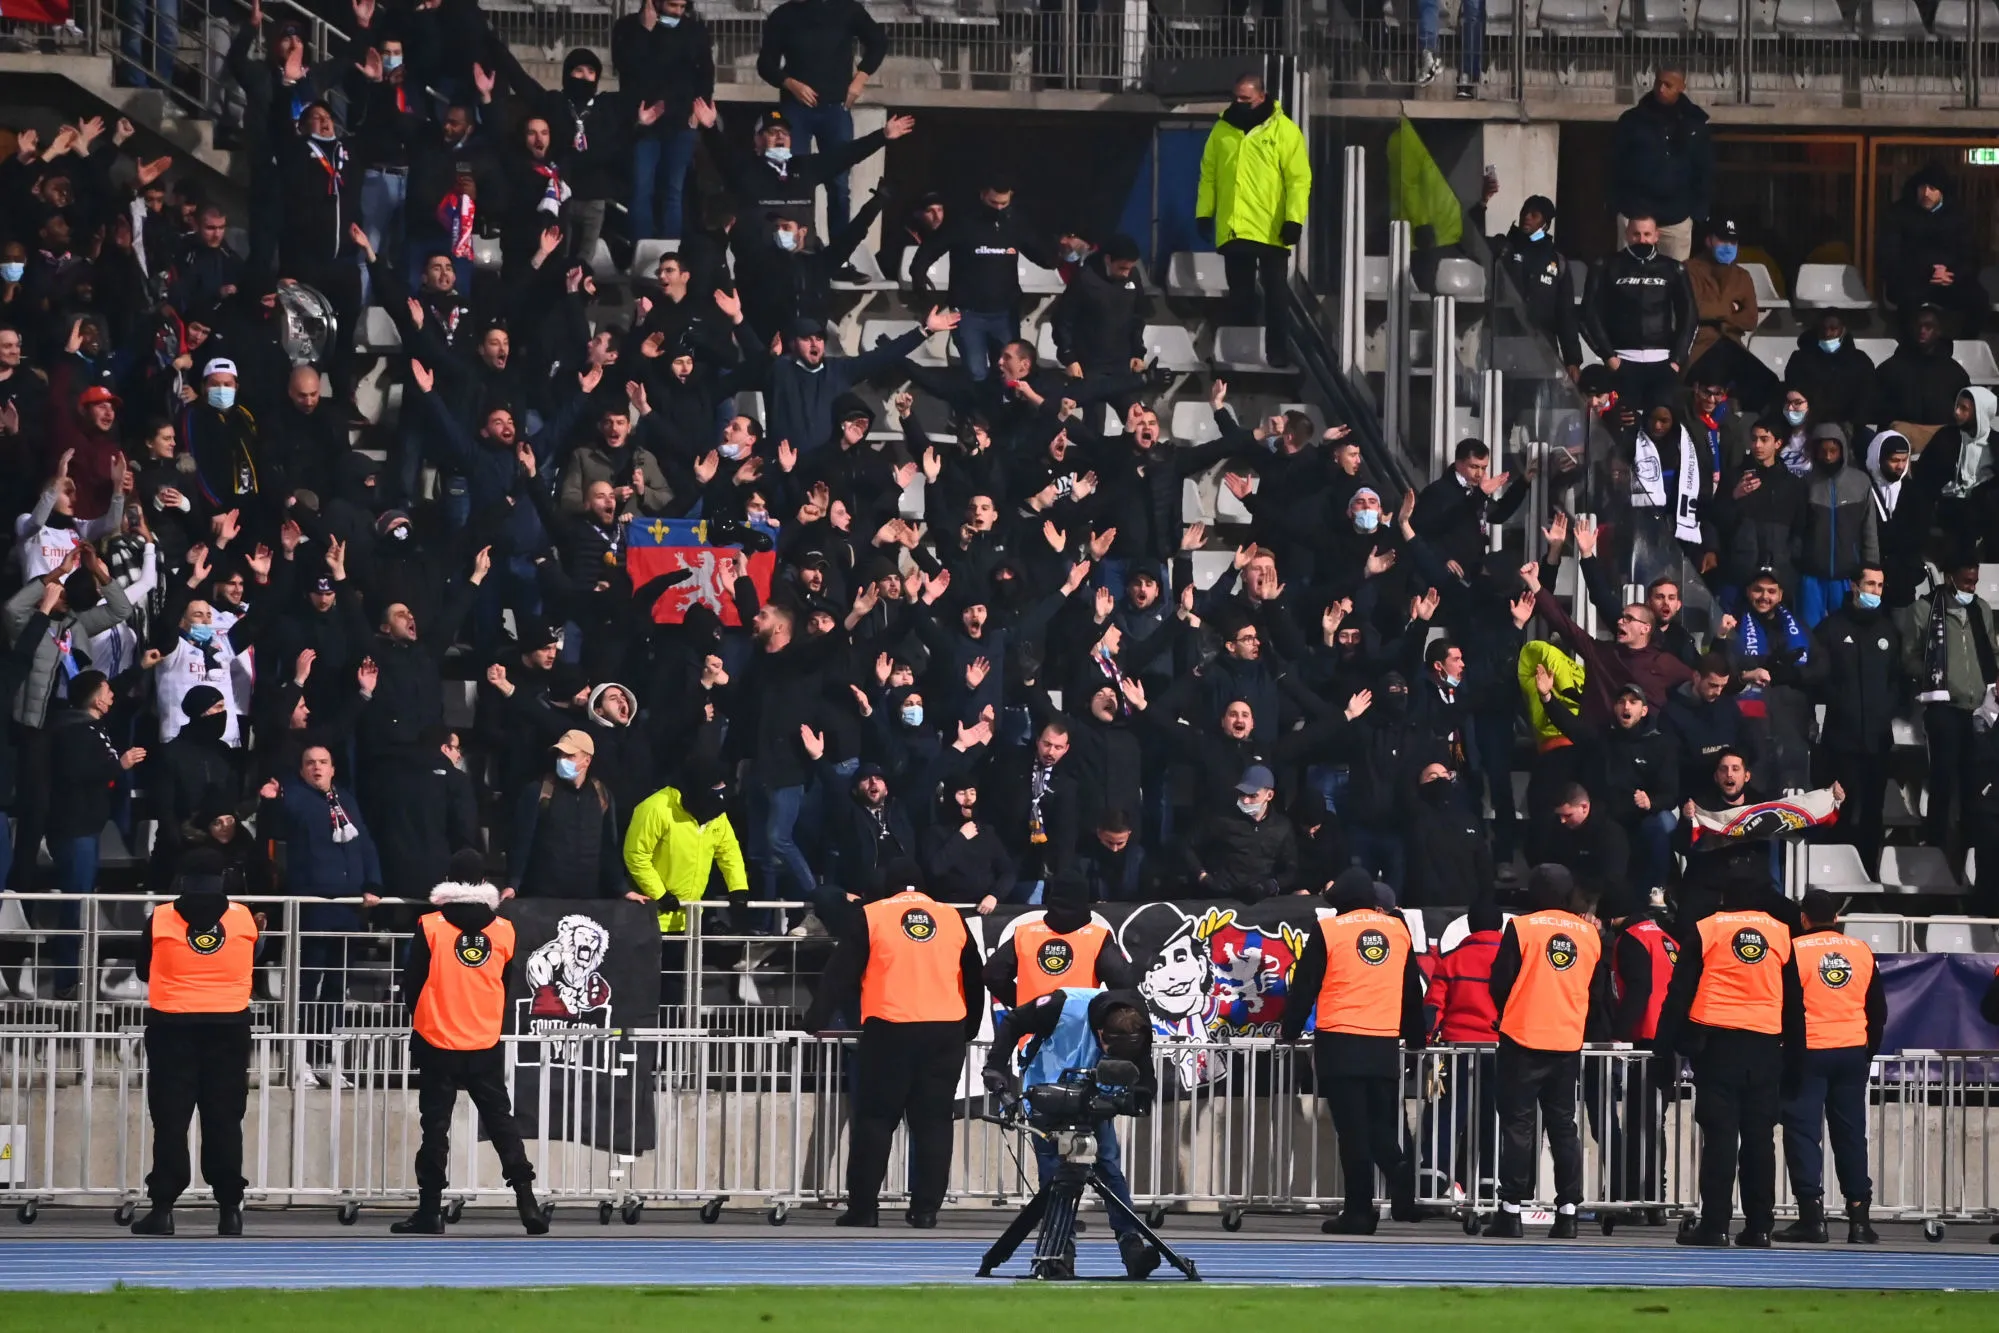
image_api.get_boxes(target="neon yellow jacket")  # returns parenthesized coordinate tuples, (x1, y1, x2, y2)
(622, 786, 749, 933)
(1195, 101, 1311, 249)
(1518, 640, 1586, 748)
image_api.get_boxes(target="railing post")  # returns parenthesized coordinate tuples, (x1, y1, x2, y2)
(1385, 219, 1412, 459)
(1431, 293, 1457, 481)
(1972, 0, 1985, 110)
(1511, 0, 1525, 104)
(1735, 0, 1752, 105)
(687, 901, 705, 1030)
(1063, 0, 1078, 90)
(1340, 145, 1365, 381)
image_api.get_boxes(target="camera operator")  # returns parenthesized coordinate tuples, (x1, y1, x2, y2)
(984, 988, 1159, 1279)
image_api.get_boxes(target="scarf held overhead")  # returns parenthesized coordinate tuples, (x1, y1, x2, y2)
(1632, 426, 1703, 543)
(1687, 787, 1841, 844)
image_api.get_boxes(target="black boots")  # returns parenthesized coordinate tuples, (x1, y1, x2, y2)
(217, 1203, 243, 1236)
(1548, 1211, 1579, 1240)
(906, 1210, 939, 1229)
(1676, 1217, 1731, 1247)
(835, 1208, 879, 1227)
(1847, 1200, 1879, 1244)
(517, 1183, 549, 1235)
(1777, 1198, 1829, 1243)
(391, 1201, 445, 1235)
(1119, 1232, 1161, 1279)
(1480, 1209, 1524, 1238)
(1321, 1210, 1376, 1235)
(1736, 1228, 1772, 1248)
(129, 1206, 174, 1236)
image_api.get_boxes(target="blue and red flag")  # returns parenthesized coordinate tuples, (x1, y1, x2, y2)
(627, 517, 775, 626)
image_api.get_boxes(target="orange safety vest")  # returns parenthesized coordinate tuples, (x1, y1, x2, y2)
(148, 902, 258, 1014)
(1315, 908, 1411, 1038)
(1687, 910, 1792, 1035)
(411, 912, 517, 1051)
(859, 891, 969, 1024)
(1794, 929, 1875, 1050)
(1498, 909, 1602, 1052)
(1009, 918, 1109, 1006)
(1613, 918, 1679, 1042)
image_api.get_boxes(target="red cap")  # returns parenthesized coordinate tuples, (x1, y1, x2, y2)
(76, 385, 121, 409)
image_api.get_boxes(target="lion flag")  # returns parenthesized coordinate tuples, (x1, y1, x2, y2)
(627, 516, 776, 626)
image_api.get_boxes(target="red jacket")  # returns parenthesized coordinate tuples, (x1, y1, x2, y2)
(1430, 929, 1502, 1043)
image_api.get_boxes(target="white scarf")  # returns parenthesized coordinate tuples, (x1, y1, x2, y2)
(1631, 426, 1703, 542)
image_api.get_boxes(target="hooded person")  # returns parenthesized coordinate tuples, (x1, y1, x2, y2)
(393, 849, 548, 1237)
(583, 681, 650, 832)
(1881, 164, 1983, 336)
(1795, 424, 1879, 628)
(1943, 385, 1997, 510)
(1864, 428, 1954, 608)
(622, 756, 753, 934)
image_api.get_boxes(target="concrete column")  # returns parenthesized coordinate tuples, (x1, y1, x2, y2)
(1479, 122, 1559, 238)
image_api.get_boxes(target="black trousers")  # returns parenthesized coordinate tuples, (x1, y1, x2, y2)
(1923, 704, 1977, 855)
(1691, 1029, 1782, 1232)
(1495, 1041, 1583, 1206)
(1317, 1065, 1414, 1217)
(411, 1040, 535, 1198)
(144, 1021, 251, 1207)
(847, 1019, 966, 1214)
(1819, 748, 1888, 876)
(1219, 238, 1291, 362)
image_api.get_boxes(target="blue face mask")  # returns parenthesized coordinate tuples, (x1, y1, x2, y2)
(773, 229, 798, 252)
(207, 384, 236, 411)
(1856, 591, 1882, 610)
(900, 705, 924, 727)
(555, 757, 580, 781)
(187, 623, 215, 644)
(1527, 228, 1546, 243)
(0, 262, 22, 283)
(661, 13, 681, 24)
(1785, 408, 1807, 426)
(764, 145, 791, 166)
(1818, 338, 1841, 355)
(1353, 509, 1380, 532)
(1443, 673, 1461, 688)
(1956, 590, 1977, 606)
(1712, 242, 1738, 265)
(383, 52, 403, 70)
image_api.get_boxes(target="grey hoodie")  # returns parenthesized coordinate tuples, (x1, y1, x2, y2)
(1945, 386, 1996, 499)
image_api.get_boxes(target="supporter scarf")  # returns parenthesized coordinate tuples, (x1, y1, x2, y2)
(571, 98, 594, 153)
(532, 161, 569, 215)
(438, 192, 476, 260)
(1686, 787, 1840, 844)
(1091, 642, 1128, 714)
(307, 138, 347, 196)
(1920, 578, 1999, 703)
(1631, 426, 1703, 543)
(325, 788, 358, 844)
(1736, 603, 1808, 670)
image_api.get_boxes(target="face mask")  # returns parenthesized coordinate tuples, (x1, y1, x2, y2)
(564, 76, 598, 103)
(1420, 777, 1453, 805)
(1628, 243, 1656, 261)
(661, 13, 681, 24)
(1527, 228, 1546, 243)
(310, 131, 337, 145)
(206, 385, 235, 411)
(1236, 796, 1266, 817)
(900, 705, 924, 727)
(389, 524, 409, 541)
(720, 442, 749, 460)
(383, 52, 403, 70)
(0, 263, 21, 283)
(773, 230, 798, 252)
(187, 623, 215, 644)
(1062, 247, 1084, 263)
(1856, 592, 1882, 610)
(1442, 672, 1461, 688)
(1955, 590, 1977, 606)
(1712, 243, 1738, 265)
(764, 145, 791, 166)
(1818, 338, 1841, 354)
(1353, 509, 1380, 533)
(555, 757, 580, 781)
(1929, 198, 1944, 213)
(186, 712, 227, 743)
(1785, 408, 1807, 426)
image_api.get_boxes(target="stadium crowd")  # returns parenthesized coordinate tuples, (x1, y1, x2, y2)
(0, 0, 1994, 1024)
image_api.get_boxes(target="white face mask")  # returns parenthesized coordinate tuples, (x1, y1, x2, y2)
(764, 145, 791, 166)
(555, 756, 580, 781)
(0, 262, 23, 283)
(773, 229, 799, 252)
(660, 13, 681, 24)
(720, 442, 749, 460)
(383, 52, 404, 70)
(1353, 509, 1380, 532)
(1236, 795, 1266, 817)
(207, 385, 236, 411)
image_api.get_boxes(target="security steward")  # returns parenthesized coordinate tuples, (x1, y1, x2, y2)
(986, 873, 1136, 1009)
(1483, 865, 1613, 1239)
(1777, 889, 1886, 1244)
(1655, 878, 1804, 1248)
(395, 851, 548, 1236)
(130, 849, 261, 1236)
(1281, 867, 1429, 1234)
(1608, 898, 1680, 1210)
(984, 988, 1159, 1279)
(805, 860, 983, 1229)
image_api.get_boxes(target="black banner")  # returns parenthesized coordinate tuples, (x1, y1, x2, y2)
(501, 897, 661, 1155)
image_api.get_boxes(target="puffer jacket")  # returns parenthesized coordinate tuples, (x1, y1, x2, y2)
(3, 578, 133, 729)
(1798, 457, 1879, 580)
(1196, 99, 1311, 249)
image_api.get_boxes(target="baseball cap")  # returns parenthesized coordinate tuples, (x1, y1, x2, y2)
(1235, 764, 1276, 795)
(202, 357, 239, 379)
(1708, 218, 1740, 241)
(310, 575, 335, 595)
(77, 384, 120, 409)
(552, 729, 596, 758)
(791, 316, 827, 339)
(1615, 682, 1649, 703)
(756, 108, 791, 134)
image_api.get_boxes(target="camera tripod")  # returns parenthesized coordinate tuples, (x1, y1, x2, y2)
(976, 1126, 1200, 1282)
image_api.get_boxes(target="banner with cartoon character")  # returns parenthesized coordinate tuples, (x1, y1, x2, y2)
(503, 898, 661, 1154)
(971, 898, 1330, 1091)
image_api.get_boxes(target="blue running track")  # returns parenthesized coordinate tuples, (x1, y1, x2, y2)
(2, 1239, 1997, 1291)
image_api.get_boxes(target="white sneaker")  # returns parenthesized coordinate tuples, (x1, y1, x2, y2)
(294, 1064, 322, 1090)
(101, 970, 148, 1002)
(1417, 50, 1442, 85)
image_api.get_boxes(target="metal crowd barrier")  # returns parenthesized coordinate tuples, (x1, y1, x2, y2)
(4, 1029, 1996, 1233)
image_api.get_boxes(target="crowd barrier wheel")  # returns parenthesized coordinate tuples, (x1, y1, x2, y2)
(1923, 1220, 1946, 1243)
(1461, 1210, 1480, 1236)
(622, 1199, 644, 1225)
(699, 1197, 725, 1224)
(336, 1202, 359, 1226)
(114, 1201, 137, 1226)
(1220, 1208, 1243, 1232)
(598, 1200, 615, 1226)
(443, 1198, 465, 1225)
(1600, 1213, 1617, 1237)
(768, 1203, 789, 1226)
(16, 1201, 37, 1225)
